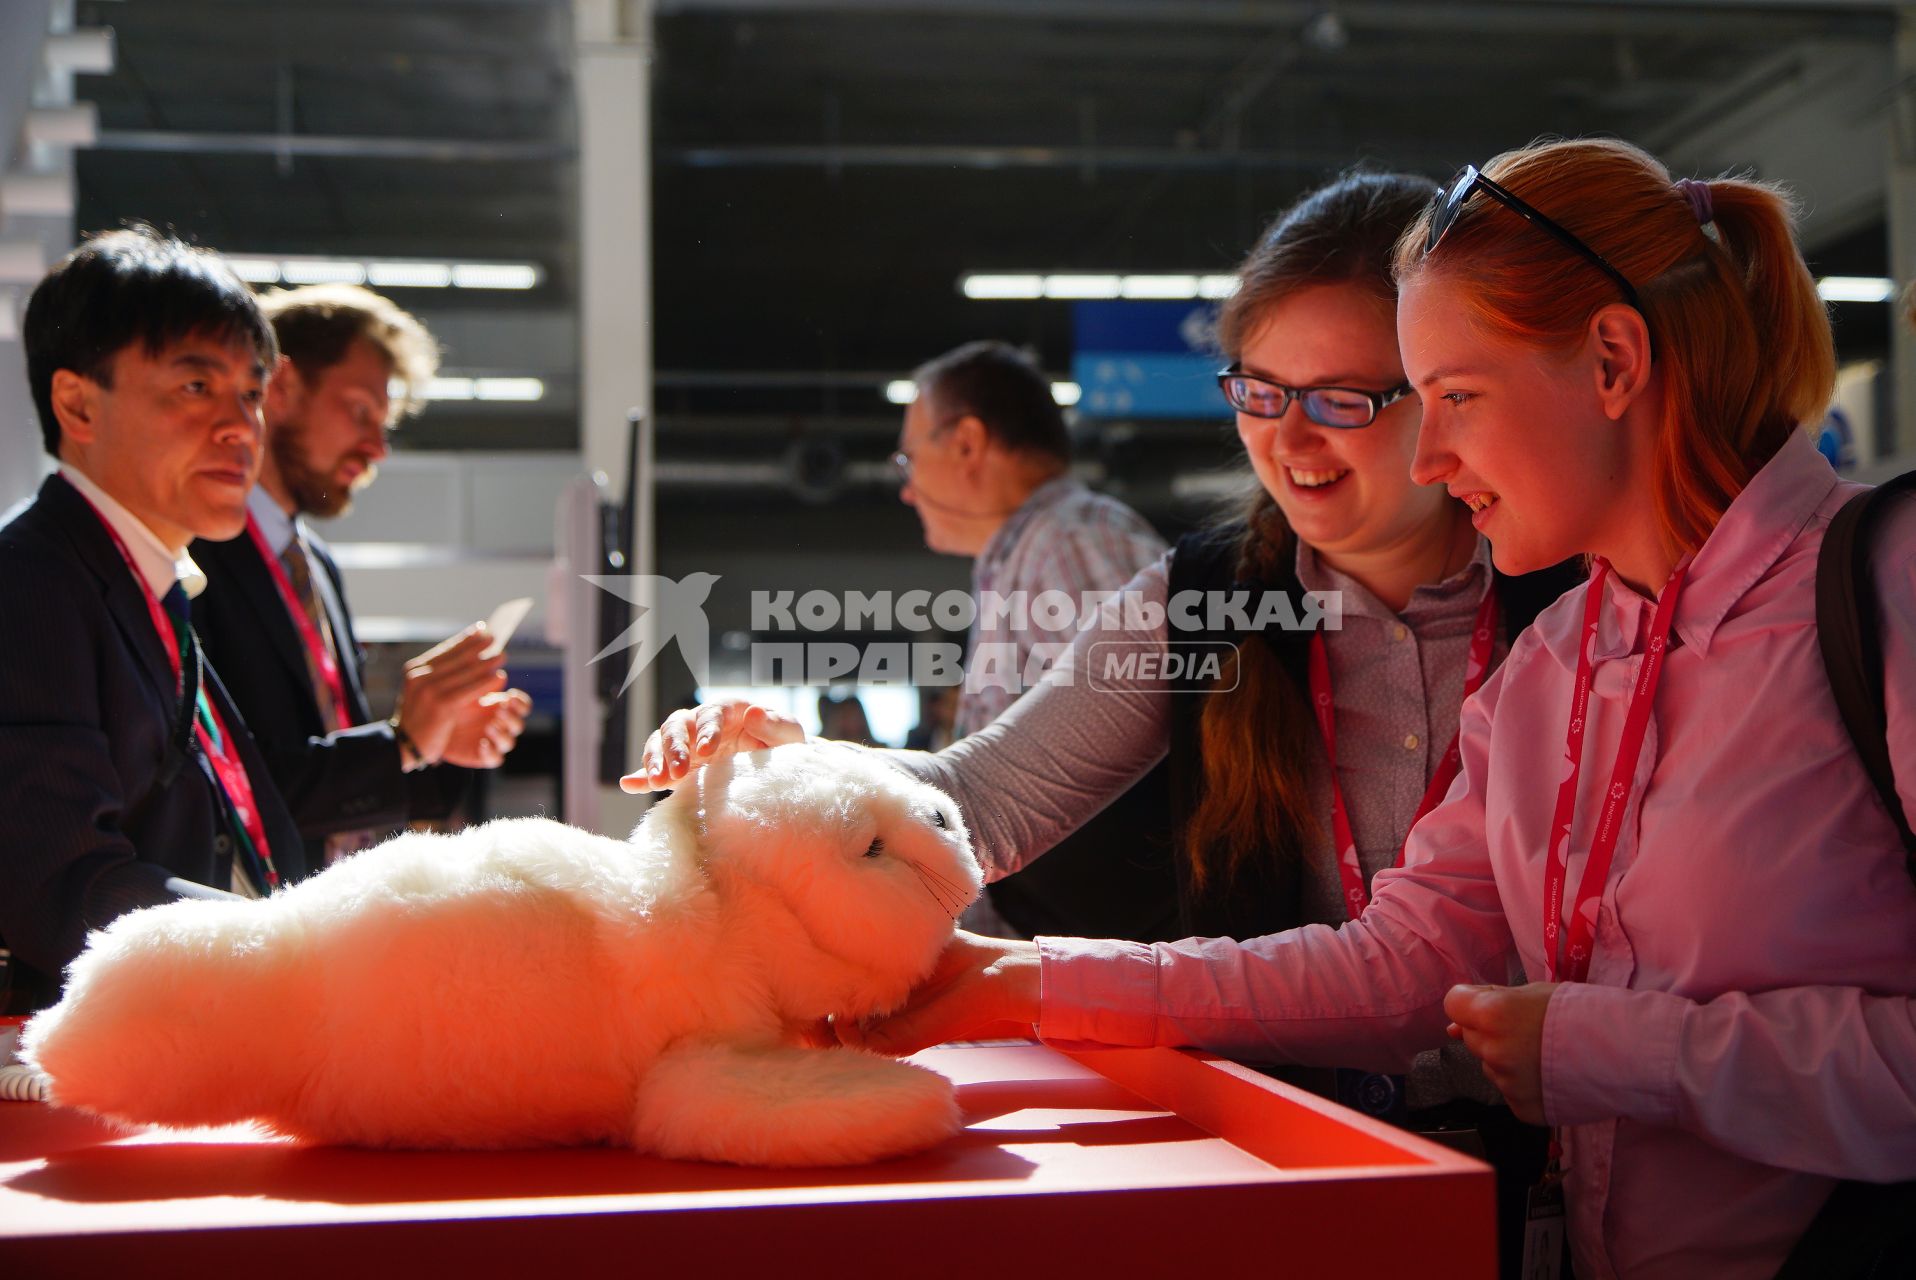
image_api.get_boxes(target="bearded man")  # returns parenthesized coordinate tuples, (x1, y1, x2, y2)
(192, 284, 529, 866)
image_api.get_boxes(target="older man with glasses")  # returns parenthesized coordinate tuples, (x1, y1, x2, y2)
(893, 339, 1170, 940)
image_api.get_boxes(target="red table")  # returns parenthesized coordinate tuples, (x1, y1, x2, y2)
(0, 1043, 1492, 1278)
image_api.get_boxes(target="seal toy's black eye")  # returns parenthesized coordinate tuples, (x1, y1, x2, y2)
(931, 810, 948, 830)
(864, 838, 884, 858)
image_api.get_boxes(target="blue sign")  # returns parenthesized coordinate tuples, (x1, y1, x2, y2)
(1072, 301, 1231, 419)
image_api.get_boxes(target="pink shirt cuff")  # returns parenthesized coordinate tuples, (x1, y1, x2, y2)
(1543, 981, 1686, 1128)
(1035, 936, 1161, 1047)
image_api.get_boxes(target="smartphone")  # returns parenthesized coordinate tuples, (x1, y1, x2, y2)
(481, 596, 535, 659)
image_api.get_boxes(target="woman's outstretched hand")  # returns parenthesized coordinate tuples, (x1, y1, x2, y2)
(835, 932, 1043, 1057)
(1443, 981, 1560, 1125)
(620, 697, 807, 793)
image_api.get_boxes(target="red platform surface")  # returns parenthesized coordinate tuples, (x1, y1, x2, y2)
(0, 1043, 1492, 1278)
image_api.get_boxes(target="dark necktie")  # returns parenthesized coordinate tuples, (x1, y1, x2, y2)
(162, 583, 264, 896)
(279, 533, 346, 731)
(278, 535, 374, 864)
(159, 582, 203, 727)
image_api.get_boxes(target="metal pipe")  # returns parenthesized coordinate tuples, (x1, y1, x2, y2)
(92, 130, 574, 163)
(667, 143, 1356, 171)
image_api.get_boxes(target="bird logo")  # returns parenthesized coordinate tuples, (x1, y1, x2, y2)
(582, 572, 721, 692)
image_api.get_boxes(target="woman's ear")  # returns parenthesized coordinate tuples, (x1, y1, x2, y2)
(1589, 303, 1654, 422)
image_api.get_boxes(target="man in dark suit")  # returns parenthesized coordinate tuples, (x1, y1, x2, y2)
(0, 227, 309, 1014)
(192, 284, 530, 868)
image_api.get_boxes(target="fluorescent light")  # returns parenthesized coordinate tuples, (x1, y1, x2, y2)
(0, 289, 17, 341)
(1120, 275, 1199, 299)
(451, 263, 539, 290)
(1043, 274, 1122, 299)
(227, 257, 282, 284)
(416, 376, 546, 402)
(963, 271, 1242, 301)
(281, 259, 366, 285)
(1051, 382, 1081, 407)
(368, 261, 454, 288)
(885, 380, 918, 405)
(1817, 276, 1895, 303)
(962, 274, 1043, 300)
(227, 256, 542, 290)
(474, 377, 545, 402)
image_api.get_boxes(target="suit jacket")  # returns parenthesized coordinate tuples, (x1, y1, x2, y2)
(0, 474, 307, 1013)
(191, 516, 465, 869)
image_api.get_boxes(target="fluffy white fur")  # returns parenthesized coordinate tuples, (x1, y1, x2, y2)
(22, 742, 981, 1166)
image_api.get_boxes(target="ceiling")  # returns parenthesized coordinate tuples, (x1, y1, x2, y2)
(67, 0, 1905, 497)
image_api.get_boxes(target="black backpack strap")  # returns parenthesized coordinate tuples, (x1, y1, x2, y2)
(1165, 525, 1307, 939)
(1815, 470, 1916, 876)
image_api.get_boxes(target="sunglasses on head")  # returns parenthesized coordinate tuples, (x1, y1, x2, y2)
(1425, 164, 1643, 312)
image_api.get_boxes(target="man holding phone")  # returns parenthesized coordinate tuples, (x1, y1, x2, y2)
(192, 283, 531, 865)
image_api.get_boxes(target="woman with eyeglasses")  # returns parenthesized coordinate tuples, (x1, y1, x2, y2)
(629, 169, 1577, 1273)
(695, 139, 1910, 1278)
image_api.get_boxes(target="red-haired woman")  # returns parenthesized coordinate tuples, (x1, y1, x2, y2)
(633, 170, 1577, 1273)
(757, 140, 1914, 1278)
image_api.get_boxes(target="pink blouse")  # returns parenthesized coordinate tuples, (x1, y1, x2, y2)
(1036, 429, 1916, 1280)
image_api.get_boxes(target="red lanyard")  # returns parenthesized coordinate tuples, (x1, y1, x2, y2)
(246, 514, 350, 729)
(1542, 560, 1687, 983)
(80, 496, 278, 888)
(1309, 588, 1500, 918)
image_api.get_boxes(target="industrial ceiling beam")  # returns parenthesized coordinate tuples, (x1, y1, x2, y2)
(654, 0, 1895, 40)
(91, 129, 574, 163)
(665, 142, 1376, 170)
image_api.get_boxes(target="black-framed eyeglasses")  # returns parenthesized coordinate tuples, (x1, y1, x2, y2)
(1426, 164, 1643, 312)
(1216, 368, 1412, 428)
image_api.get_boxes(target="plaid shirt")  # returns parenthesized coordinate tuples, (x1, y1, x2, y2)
(955, 476, 1166, 739)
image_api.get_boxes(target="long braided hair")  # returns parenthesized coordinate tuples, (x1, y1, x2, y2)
(1183, 170, 1439, 893)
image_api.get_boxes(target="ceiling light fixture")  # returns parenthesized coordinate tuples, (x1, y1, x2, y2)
(411, 375, 548, 403)
(882, 378, 1080, 408)
(961, 272, 1241, 301)
(226, 258, 282, 285)
(1120, 275, 1199, 299)
(368, 261, 455, 288)
(1816, 276, 1896, 303)
(473, 377, 545, 402)
(226, 257, 545, 290)
(450, 263, 539, 290)
(961, 274, 1045, 300)
(280, 259, 367, 286)
(1043, 275, 1122, 299)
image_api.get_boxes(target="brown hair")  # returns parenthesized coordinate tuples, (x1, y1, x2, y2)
(258, 283, 439, 420)
(912, 340, 1069, 463)
(1393, 137, 1836, 559)
(1185, 170, 1437, 895)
